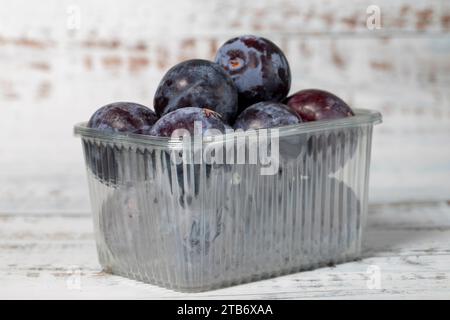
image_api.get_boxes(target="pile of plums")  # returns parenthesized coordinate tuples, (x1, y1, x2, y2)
(88, 35, 354, 137)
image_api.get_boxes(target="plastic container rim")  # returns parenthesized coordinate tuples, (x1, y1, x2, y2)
(74, 108, 382, 149)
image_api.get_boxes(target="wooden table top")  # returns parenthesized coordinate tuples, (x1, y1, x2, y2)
(1, 201, 449, 299)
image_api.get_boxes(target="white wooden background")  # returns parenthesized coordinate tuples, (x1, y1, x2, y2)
(0, 0, 450, 299)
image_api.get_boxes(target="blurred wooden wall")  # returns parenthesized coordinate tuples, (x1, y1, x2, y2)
(0, 0, 449, 213)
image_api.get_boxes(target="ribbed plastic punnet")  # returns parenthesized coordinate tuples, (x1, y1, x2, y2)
(74, 109, 381, 292)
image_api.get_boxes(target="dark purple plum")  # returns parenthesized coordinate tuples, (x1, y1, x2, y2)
(153, 59, 238, 123)
(286, 89, 354, 122)
(234, 102, 301, 130)
(151, 107, 228, 205)
(86, 102, 157, 185)
(82, 139, 121, 186)
(150, 107, 228, 137)
(233, 102, 304, 166)
(88, 101, 158, 134)
(215, 35, 291, 112)
(286, 89, 357, 173)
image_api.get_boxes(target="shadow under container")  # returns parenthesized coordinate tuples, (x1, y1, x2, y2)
(74, 109, 382, 292)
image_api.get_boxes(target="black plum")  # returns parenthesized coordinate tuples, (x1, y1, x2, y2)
(151, 107, 229, 206)
(286, 89, 354, 122)
(215, 35, 291, 112)
(83, 139, 122, 186)
(233, 102, 304, 166)
(153, 59, 238, 123)
(88, 101, 158, 134)
(234, 102, 301, 130)
(86, 102, 157, 185)
(150, 107, 229, 137)
(286, 89, 357, 173)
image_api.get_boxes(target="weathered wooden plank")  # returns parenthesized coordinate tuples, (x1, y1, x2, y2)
(1, 0, 449, 39)
(0, 203, 449, 299)
(2, 253, 450, 299)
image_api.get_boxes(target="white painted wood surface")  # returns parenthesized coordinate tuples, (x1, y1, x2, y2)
(1, 202, 449, 299)
(0, 0, 450, 213)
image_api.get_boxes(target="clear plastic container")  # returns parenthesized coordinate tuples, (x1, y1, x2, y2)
(74, 109, 381, 292)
